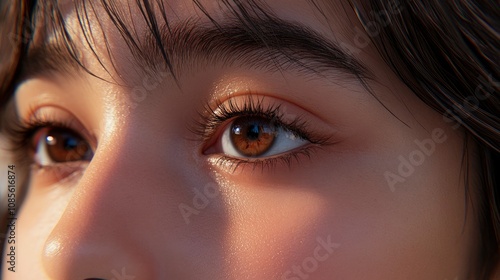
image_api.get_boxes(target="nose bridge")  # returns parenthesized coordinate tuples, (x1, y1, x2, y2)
(40, 125, 197, 279)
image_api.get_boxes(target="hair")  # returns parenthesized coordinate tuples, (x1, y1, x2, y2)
(0, 0, 498, 278)
(352, 1, 499, 277)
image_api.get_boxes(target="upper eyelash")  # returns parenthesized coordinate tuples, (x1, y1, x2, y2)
(191, 95, 334, 172)
(2, 110, 75, 165)
(4, 96, 332, 172)
(192, 95, 330, 145)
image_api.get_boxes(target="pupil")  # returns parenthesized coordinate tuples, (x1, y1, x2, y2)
(246, 123, 260, 141)
(230, 116, 276, 157)
(44, 128, 89, 162)
(64, 136, 79, 151)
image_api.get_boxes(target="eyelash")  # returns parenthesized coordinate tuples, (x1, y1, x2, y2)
(4, 109, 77, 168)
(192, 95, 333, 172)
(4, 96, 333, 174)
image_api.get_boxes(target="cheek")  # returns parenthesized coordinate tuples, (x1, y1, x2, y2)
(218, 126, 471, 278)
(219, 182, 332, 279)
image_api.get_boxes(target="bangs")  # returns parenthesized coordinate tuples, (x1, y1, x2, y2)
(19, 0, 368, 84)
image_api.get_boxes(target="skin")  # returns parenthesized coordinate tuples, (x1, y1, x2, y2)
(2, 0, 482, 279)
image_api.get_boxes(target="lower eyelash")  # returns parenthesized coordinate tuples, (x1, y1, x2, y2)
(191, 95, 335, 171)
(2, 106, 80, 173)
(208, 142, 324, 173)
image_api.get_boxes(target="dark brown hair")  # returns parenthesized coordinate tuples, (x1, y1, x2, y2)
(352, 1, 499, 277)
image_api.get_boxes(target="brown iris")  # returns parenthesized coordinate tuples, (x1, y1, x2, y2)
(230, 116, 277, 157)
(34, 127, 90, 163)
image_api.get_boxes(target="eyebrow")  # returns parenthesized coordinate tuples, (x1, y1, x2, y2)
(20, 15, 371, 83)
(20, 43, 80, 80)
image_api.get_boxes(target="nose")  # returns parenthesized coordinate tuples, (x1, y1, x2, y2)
(40, 125, 224, 279)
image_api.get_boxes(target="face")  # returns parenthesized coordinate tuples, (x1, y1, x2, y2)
(2, 0, 480, 279)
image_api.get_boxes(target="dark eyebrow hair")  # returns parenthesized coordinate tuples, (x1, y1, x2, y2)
(141, 16, 371, 80)
(19, 43, 80, 80)
(20, 13, 371, 84)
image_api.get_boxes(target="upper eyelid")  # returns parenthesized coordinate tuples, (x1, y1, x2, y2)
(194, 95, 335, 149)
(194, 96, 291, 138)
(20, 108, 97, 151)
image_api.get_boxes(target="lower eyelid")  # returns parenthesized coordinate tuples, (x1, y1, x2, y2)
(207, 144, 320, 173)
(5, 110, 95, 186)
(31, 162, 89, 187)
(199, 95, 337, 164)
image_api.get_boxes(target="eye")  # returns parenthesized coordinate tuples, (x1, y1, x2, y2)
(31, 127, 94, 166)
(219, 116, 309, 158)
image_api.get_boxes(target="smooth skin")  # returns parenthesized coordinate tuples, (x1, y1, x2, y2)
(2, 0, 480, 279)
